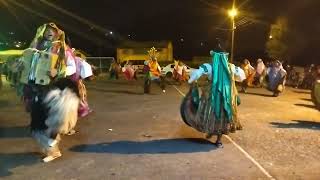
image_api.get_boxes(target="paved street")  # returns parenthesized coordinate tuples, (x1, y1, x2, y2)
(0, 78, 319, 180)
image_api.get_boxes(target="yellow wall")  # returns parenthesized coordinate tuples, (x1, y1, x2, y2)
(117, 42, 173, 63)
(0, 50, 23, 62)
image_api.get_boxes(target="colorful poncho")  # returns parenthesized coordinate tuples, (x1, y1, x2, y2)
(210, 51, 233, 121)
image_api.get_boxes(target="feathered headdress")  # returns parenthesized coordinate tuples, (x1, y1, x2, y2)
(148, 47, 159, 60)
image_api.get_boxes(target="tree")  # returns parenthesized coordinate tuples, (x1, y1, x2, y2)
(266, 17, 289, 61)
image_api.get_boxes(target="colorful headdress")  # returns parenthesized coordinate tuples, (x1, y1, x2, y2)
(29, 22, 66, 49)
(29, 23, 67, 77)
(148, 47, 159, 60)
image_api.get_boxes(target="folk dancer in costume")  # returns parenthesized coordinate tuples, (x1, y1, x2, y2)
(254, 59, 266, 87)
(17, 23, 80, 162)
(143, 47, 165, 93)
(65, 45, 93, 119)
(122, 61, 137, 80)
(266, 60, 287, 97)
(241, 59, 255, 93)
(181, 47, 244, 148)
(74, 53, 93, 118)
(173, 60, 187, 84)
(109, 59, 121, 80)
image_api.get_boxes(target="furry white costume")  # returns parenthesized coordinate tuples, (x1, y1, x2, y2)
(44, 88, 80, 135)
(18, 23, 81, 162)
(30, 78, 80, 162)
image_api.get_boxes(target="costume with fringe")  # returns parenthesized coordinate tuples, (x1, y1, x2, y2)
(181, 51, 243, 136)
(16, 23, 81, 162)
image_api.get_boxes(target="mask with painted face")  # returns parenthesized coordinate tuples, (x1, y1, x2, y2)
(43, 26, 58, 42)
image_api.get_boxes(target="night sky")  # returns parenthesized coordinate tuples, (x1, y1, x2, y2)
(0, 0, 319, 65)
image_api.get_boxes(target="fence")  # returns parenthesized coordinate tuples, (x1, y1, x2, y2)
(85, 57, 115, 74)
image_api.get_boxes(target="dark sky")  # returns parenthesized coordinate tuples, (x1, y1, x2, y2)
(0, 0, 319, 64)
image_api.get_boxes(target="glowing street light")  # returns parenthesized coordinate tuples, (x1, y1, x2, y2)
(269, 35, 273, 39)
(228, 8, 238, 18)
(228, 8, 238, 62)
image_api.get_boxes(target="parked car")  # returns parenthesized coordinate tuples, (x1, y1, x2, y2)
(161, 63, 194, 77)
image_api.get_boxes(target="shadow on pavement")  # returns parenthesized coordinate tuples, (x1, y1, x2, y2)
(295, 103, 316, 109)
(0, 152, 39, 177)
(300, 98, 312, 102)
(70, 138, 216, 154)
(241, 92, 274, 97)
(90, 87, 144, 95)
(292, 90, 310, 94)
(0, 126, 30, 138)
(270, 120, 320, 130)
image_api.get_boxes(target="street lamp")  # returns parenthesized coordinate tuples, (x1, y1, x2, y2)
(228, 8, 238, 62)
(228, 8, 238, 18)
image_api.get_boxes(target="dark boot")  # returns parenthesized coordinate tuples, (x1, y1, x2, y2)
(144, 79, 151, 94)
(215, 133, 223, 148)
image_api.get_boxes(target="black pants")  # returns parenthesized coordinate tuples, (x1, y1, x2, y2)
(241, 79, 248, 92)
(144, 77, 165, 93)
(110, 70, 119, 79)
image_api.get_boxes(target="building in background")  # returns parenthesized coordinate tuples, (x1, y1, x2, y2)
(117, 41, 173, 64)
(191, 56, 211, 67)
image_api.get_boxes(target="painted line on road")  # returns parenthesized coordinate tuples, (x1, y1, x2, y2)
(173, 85, 275, 180)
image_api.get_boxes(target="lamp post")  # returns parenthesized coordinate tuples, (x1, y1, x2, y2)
(228, 8, 238, 62)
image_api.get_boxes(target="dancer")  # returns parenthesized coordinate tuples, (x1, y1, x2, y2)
(109, 59, 120, 80)
(181, 46, 243, 148)
(254, 59, 266, 87)
(17, 23, 80, 162)
(266, 60, 287, 97)
(122, 61, 137, 80)
(143, 47, 165, 93)
(241, 59, 255, 93)
(65, 46, 93, 118)
(173, 60, 187, 84)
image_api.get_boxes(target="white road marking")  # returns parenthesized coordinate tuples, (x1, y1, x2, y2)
(173, 85, 275, 180)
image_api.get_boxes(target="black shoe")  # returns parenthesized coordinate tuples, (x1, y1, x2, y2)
(215, 142, 224, 148)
